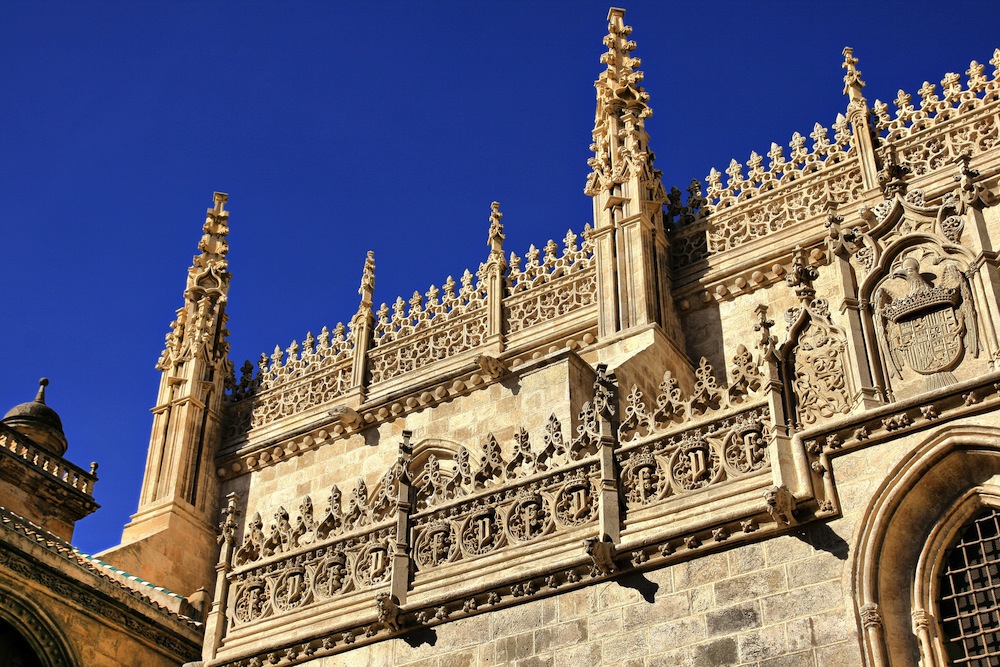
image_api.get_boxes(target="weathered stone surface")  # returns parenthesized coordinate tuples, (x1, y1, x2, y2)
(691, 637, 738, 667)
(706, 601, 762, 636)
(714, 567, 787, 606)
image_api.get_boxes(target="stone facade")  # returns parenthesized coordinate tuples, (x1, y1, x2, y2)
(0, 383, 202, 665)
(6, 6, 1000, 667)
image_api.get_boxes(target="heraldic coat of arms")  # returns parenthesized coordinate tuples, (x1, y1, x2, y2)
(875, 256, 978, 389)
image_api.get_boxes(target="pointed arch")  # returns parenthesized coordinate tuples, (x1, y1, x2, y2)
(850, 425, 1000, 666)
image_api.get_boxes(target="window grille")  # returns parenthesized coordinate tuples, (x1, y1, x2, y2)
(938, 508, 1000, 666)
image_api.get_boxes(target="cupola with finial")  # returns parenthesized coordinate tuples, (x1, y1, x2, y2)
(2, 378, 69, 456)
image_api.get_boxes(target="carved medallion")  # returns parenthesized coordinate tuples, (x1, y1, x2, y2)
(312, 549, 349, 599)
(506, 491, 551, 542)
(875, 256, 977, 380)
(623, 450, 663, 505)
(415, 520, 459, 567)
(272, 565, 309, 612)
(233, 577, 268, 624)
(791, 317, 851, 424)
(355, 541, 391, 587)
(554, 479, 596, 526)
(461, 508, 505, 555)
(668, 436, 721, 492)
(723, 417, 769, 475)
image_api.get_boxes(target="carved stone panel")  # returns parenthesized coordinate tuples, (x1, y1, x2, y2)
(668, 434, 723, 492)
(873, 251, 978, 388)
(506, 491, 553, 542)
(460, 508, 505, 557)
(790, 315, 851, 425)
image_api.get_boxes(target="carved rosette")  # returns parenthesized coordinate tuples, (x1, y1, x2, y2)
(668, 435, 722, 492)
(506, 491, 553, 542)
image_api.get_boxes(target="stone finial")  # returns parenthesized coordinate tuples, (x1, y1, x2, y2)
(195, 192, 230, 267)
(35, 377, 49, 403)
(487, 201, 504, 253)
(358, 251, 376, 311)
(842, 47, 865, 97)
(753, 304, 776, 361)
(218, 492, 239, 545)
(586, 6, 656, 198)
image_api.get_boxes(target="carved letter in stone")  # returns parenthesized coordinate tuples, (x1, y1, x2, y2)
(461, 508, 504, 556)
(313, 549, 349, 599)
(623, 450, 663, 506)
(356, 539, 392, 587)
(668, 435, 721, 492)
(723, 417, 769, 476)
(415, 520, 458, 568)
(506, 490, 551, 542)
(555, 478, 596, 526)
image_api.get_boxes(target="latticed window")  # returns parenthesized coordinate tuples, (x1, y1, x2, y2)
(938, 508, 1000, 666)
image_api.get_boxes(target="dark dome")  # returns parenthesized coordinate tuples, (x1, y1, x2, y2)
(2, 379, 68, 456)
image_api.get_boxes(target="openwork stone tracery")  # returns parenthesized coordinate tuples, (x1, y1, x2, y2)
(196, 13, 1000, 667)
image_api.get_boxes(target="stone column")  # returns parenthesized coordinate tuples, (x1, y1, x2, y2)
(346, 251, 376, 406)
(483, 202, 507, 355)
(202, 493, 237, 662)
(594, 365, 622, 544)
(390, 431, 414, 604)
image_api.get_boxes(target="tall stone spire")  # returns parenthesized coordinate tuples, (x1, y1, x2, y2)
(585, 8, 681, 345)
(157, 192, 232, 371)
(102, 193, 234, 598)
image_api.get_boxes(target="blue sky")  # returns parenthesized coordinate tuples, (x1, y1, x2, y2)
(3, 1, 998, 555)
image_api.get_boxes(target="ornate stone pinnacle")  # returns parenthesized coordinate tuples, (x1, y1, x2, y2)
(842, 47, 865, 96)
(586, 8, 658, 199)
(358, 251, 376, 310)
(196, 192, 230, 264)
(487, 201, 504, 253)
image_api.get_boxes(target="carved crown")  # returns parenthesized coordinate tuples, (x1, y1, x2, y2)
(883, 286, 958, 323)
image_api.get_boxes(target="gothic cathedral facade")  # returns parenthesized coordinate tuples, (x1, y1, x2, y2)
(4, 7, 1000, 667)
